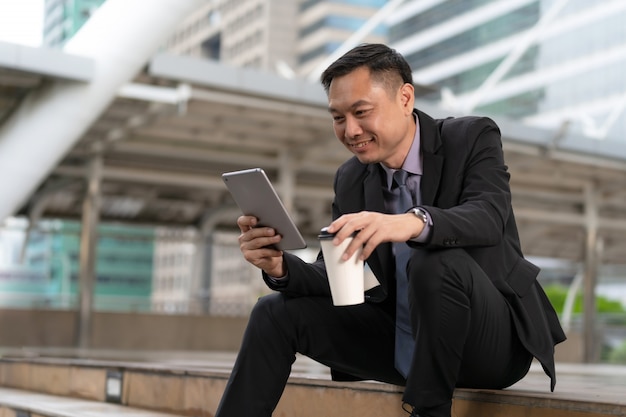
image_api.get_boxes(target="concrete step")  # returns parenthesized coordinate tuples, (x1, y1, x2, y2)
(0, 350, 624, 417)
(0, 387, 184, 417)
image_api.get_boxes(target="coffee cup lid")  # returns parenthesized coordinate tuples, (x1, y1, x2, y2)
(318, 227, 358, 239)
(318, 227, 334, 239)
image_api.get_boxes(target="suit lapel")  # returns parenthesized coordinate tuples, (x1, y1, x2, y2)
(363, 165, 393, 290)
(416, 110, 444, 206)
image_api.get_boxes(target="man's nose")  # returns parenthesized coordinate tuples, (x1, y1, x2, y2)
(344, 116, 363, 139)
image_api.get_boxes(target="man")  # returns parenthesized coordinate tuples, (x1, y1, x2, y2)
(215, 44, 565, 417)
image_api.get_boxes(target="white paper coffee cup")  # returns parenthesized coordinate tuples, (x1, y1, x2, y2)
(318, 227, 364, 306)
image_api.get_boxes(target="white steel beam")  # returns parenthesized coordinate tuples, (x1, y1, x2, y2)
(0, 0, 205, 222)
(412, 1, 626, 85)
(394, 0, 534, 58)
(385, 0, 446, 27)
(461, 0, 572, 113)
(455, 44, 626, 111)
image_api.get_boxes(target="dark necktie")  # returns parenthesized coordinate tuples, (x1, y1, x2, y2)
(390, 169, 416, 378)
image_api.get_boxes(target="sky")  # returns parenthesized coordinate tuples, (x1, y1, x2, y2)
(0, 0, 44, 46)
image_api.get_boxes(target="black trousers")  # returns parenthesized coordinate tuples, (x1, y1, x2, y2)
(215, 249, 532, 417)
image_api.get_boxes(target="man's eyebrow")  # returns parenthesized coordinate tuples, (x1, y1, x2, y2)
(327, 100, 370, 113)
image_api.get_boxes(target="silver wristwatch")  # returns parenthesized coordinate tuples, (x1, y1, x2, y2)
(409, 207, 428, 224)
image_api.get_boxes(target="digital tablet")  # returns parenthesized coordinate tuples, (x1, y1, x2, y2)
(222, 168, 307, 250)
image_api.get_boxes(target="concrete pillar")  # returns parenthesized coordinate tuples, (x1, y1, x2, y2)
(279, 150, 295, 213)
(583, 182, 600, 362)
(196, 206, 240, 314)
(77, 146, 103, 349)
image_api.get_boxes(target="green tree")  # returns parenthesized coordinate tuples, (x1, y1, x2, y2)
(543, 284, 625, 315)
(544, 284, 626, 362)
(608, 341, 626, 364)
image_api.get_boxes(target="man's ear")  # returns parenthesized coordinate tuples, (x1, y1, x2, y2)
(400, 83, 415, 113)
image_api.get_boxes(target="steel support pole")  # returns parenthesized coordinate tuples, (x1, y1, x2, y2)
(279, 150, 296, 214)
(582, 182, 599, 362)
(197, 206, 241, 314)
(77, 146, 103, 349)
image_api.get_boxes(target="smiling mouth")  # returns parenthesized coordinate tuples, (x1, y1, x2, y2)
(350, 139, 373, 149)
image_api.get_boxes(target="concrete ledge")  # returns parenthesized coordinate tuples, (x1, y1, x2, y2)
(0, 355, 624, 417)
(0, 309, 248, 351)
(454, 388, 626, 417)
(0, 387, 183, 417)
(0, 309, 592, 363)
(0, 42, 94, 81)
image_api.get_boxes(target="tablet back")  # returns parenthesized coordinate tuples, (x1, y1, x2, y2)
(222, 168, 307, 250)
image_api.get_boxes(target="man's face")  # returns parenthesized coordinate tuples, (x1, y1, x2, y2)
(327, 66, 415, 169)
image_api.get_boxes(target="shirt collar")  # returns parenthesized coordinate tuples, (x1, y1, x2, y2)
(380, 112, 422, 189)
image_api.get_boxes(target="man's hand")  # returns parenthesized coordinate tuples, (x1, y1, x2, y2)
(326, 211, 425, 261)
(237, 215, 286, 277)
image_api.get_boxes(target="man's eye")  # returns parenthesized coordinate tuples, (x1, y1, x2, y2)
(333, 116, 345, 122)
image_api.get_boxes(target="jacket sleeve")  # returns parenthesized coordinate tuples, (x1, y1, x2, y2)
(262, 251, 332, 297)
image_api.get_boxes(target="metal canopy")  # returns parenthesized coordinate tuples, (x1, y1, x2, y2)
(2, 50, 626, 265)
(0, 41, 93, 125)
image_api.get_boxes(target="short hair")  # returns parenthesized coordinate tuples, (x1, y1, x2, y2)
(320, 43, 413, 95)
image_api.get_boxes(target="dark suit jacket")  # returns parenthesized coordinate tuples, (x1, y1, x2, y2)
(264, 109, 566, 390)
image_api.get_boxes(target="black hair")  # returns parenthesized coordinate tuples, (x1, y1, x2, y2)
(320, 43, 413, 95)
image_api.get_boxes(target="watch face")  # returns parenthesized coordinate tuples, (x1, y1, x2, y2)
(413, 208, 427, 223)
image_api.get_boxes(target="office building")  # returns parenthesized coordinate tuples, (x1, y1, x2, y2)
(165, 0, 300, 74)
(151, 227, 198, 313)
(0, 220, 154, 311)
(43, 0, 106, 48)
(165, 0, 389, 76)
(296, 0, 388, 77)
(387, 0, 626, 141)
(42, 0, 389, 75)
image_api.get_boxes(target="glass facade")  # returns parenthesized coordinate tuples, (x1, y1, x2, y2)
(297, 0, 389, 70)
(300, 15, 386, 39)
(388, 0, 626, 141)
(389, 0, 495, 41)
(399, 3, 539, 71)
(301, 0, 386, 12)
(0, 220, 154, 311)
(43, 0, 106, 48)
(299, 41, 343, 65)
